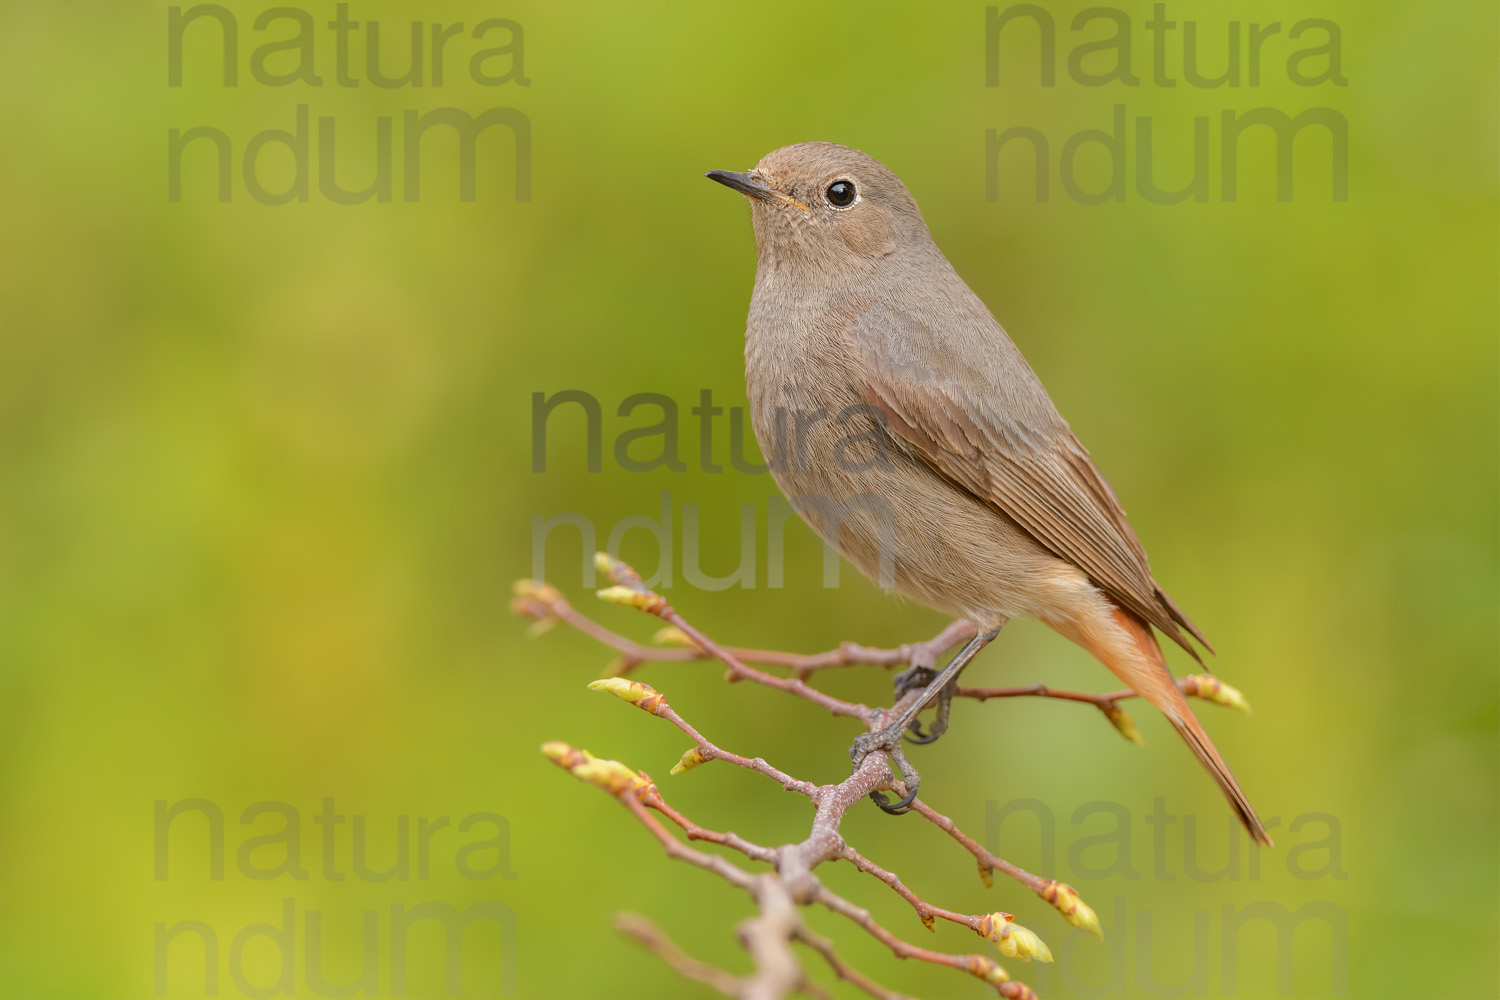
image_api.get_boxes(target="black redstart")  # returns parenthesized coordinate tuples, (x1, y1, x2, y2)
(707, 141, 1270, 845)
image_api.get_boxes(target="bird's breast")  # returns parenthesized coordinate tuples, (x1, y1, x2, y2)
(740, 292, 1068, 627)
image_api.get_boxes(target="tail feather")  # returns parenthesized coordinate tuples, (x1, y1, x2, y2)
(1171, 713, 1274, 846)
(1050, 603, 1273, 847)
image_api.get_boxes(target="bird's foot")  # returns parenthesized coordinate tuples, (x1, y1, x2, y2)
(849, 723, 922, 815)
(904, 678, 956, 744)
(853, 627, 1000, 816)
(892, 662, 936, 699)
(892, 635, 951, 742)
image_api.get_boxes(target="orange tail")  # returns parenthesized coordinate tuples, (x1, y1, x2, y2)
(1052, 605, 1273, 847)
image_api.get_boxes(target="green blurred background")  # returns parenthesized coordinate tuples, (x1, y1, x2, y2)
(1, 1, 1495, 997)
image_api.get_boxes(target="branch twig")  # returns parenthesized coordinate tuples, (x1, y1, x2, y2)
(526, 555, 1251, 998)
(615, 913, 743, 996)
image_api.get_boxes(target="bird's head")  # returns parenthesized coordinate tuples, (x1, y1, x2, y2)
(707, 142, 931, 273)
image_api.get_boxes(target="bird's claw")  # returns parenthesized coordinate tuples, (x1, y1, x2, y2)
(892, 663, 936, 700)
(851, 726, 922, 815)
(901, 675, 956, 745)
(869, 745, 921, 814)
(870, 785, 919, 814)
(904, 718, 940, 744)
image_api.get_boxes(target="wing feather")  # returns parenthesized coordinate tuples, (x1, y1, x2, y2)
(852, 303, 1212, 658)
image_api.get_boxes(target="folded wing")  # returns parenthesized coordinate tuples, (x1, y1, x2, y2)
(851, 302, 1212, 659)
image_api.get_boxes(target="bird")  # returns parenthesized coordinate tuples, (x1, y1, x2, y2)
(705, 141, 1271, 845)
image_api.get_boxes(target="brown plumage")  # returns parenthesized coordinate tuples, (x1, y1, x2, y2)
(708, 141, 1270, 845)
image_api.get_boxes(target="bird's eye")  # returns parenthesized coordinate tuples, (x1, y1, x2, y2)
(826, 180, 856, 208)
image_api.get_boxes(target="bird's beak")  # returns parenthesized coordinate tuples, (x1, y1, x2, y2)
(706, 169, 776, 202)
(705, 170, 811, 212)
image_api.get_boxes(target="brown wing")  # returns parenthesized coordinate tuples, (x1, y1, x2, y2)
(851, 303, 1212, 659)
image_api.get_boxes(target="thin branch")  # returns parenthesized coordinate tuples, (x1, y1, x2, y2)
(619, 793, 759, 892)
(607, 761, 1023, 997)
(776, 747, 896, 898)
(647, 781, 997, 941)
(957, 673, 1231, 708)
(514, 581, 970, 682)
(654, 701, 822, 798)
(792, 926, 913, 1000)
(838, 843, 996, 935)
(898, 789, 1048, 894)
(531, 558, 1182, 999)
(740, 876, 808, 1000)
(521, 581, 1247, 745)
(635, 794, 933, 1000)
(810, 885, 1015, 991)
(580, 560, 874, 719)
(616, 913, 743, 996)
(551, 718, 1042, 997)
(646, 794, 782, 866)
(893, 786, 1099, 938)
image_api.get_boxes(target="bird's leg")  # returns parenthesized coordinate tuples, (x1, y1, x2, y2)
(849, 628, 1001, 814)
(904, 680, 954, 744)
(891, 646, 939, 738)
(891, 622, 968, 741)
